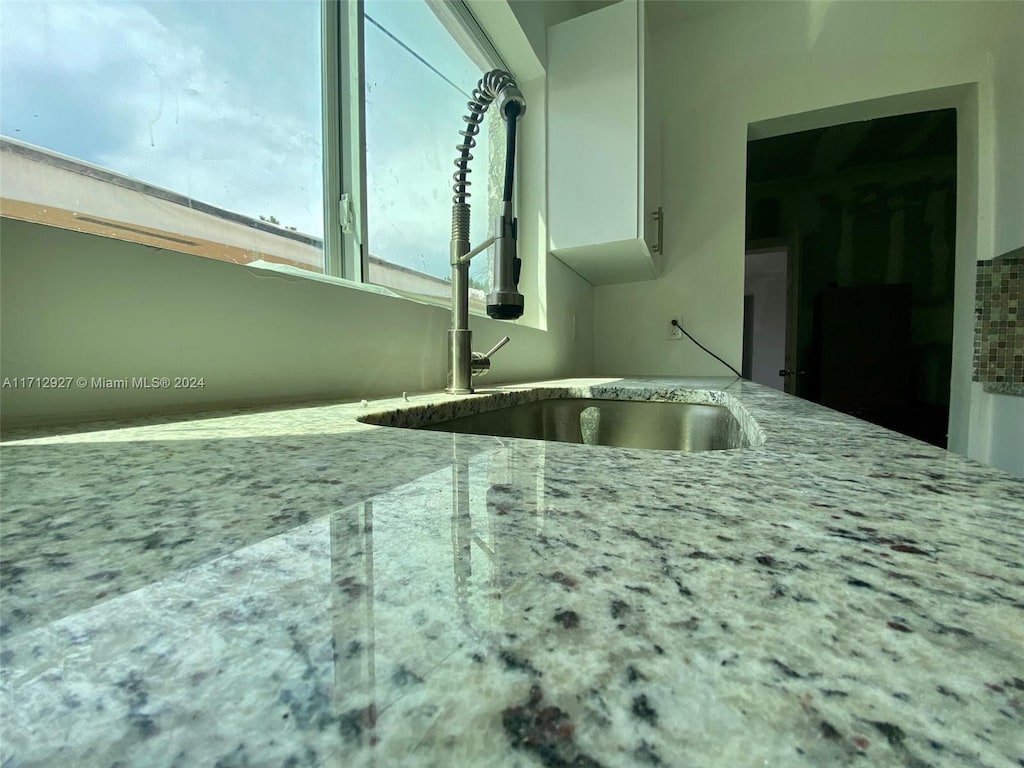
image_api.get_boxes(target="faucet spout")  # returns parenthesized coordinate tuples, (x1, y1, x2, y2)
(446, 70, 526, 395)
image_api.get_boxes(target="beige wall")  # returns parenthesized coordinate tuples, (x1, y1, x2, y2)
(0, 215, 592, 426)
(593, 0, 1022, 473)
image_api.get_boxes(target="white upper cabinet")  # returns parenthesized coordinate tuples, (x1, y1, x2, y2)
(547, 0, 662, 285)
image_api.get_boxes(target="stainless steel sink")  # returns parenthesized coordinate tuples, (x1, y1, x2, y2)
(417, 398, 749, 451)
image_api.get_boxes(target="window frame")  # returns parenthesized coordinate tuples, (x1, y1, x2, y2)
(0, 0, 515, 306)
(324, 0, 368, 281)
(333, 0, 515, 299)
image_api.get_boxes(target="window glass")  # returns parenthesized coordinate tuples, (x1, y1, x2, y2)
(363, 0, 503, 303)
(0, 0, 324, 272)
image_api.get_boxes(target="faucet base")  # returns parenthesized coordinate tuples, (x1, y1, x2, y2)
(447, 328, 474, 395)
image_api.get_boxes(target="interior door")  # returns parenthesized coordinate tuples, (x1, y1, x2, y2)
(743, 245, 790, 391)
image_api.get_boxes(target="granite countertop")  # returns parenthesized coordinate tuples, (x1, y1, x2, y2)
(2, 377, 1022, 767)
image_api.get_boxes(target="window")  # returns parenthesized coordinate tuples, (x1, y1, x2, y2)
(0, 0, 325, 273)
(0, 0, 512, 307)
(362, 0, 506, 304)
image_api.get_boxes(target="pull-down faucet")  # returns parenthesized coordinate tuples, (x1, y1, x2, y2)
(446, 70, 526, 394)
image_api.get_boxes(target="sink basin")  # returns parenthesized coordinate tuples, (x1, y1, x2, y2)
(416, 397, 749, 451)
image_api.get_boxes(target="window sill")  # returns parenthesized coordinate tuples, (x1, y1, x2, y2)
(246, 258, 528, 327)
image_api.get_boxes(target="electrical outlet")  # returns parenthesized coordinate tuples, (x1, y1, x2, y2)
(667, 316, 684, 340)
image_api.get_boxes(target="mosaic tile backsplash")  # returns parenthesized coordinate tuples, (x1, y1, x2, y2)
(973, 247, 1023, 395)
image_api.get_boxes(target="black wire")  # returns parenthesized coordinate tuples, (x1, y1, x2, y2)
(671, 320, 744, 379)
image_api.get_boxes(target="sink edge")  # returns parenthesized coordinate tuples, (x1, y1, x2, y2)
(358, 385, 767, 449)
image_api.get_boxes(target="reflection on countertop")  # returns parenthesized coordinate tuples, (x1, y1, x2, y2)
(2, 377, 1023, 767)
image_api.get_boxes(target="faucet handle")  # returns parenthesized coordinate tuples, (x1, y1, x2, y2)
(471, 336, 511, 378)
(483, 336, 511, 359)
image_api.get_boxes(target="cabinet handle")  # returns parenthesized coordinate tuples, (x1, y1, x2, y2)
(652, 207, 664, 254)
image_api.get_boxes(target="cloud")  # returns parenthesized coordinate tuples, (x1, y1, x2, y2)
(1, 0, 323, 235)
(2, 1, 172, 77)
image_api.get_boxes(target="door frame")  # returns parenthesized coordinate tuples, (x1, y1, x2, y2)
(746, 83, 980, 454)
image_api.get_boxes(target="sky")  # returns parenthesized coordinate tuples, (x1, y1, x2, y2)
(0, 0, 497, 281)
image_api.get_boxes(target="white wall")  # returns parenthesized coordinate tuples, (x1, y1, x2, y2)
(969, 386, 1024, 478)
(967, 4, 1024, 477)
(993, 6, 1024, 257)
(594, 0, 1023, 473)
(506, 0, 617, 69)
(0, 216, 593, 427)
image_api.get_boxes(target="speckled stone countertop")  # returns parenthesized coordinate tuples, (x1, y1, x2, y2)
(2, 377, 1023, 768)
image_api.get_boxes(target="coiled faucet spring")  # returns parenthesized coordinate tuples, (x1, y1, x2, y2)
(452, 69, 520, 207)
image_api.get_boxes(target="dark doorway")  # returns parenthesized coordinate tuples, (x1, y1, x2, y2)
(744, 109, 957, 448)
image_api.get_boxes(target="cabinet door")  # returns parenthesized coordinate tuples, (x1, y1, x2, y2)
(548, 1, 640, 252)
